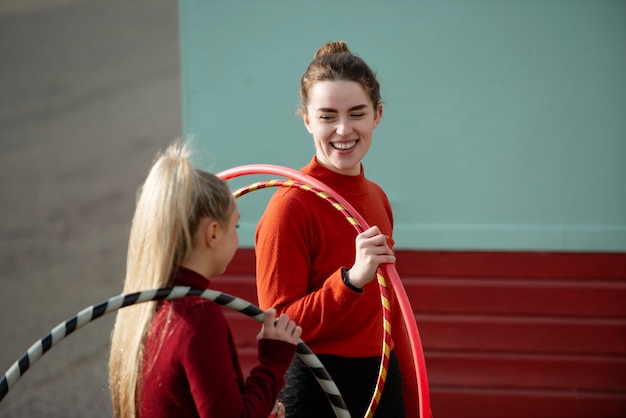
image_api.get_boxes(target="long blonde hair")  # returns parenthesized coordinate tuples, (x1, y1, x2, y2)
(108, 141, 234, 417)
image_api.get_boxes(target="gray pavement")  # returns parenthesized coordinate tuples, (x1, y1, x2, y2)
(0, 1, 181, 416)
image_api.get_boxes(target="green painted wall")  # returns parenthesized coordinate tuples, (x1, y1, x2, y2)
(179, 0, 626, 252)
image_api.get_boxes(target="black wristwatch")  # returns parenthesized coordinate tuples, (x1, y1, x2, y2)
(341, 268, 363, 293)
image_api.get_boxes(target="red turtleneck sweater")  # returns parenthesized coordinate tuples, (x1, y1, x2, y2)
(256, 157, 394, 355)
(139, 267, 296, 418)
(255, 157, 419, 417)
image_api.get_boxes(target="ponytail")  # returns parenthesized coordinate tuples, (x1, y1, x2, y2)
(109, 141, 234, 417)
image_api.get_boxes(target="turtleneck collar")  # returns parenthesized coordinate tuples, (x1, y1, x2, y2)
(171, 266, 211, 289)
(301, 157, 369, 197)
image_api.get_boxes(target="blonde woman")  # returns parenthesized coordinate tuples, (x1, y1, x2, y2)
(109, 142, 301, 418)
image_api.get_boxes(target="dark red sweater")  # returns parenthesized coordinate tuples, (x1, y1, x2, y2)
(139, 267, 296, 418)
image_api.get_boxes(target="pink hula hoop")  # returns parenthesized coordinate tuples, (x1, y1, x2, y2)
(218, 164, 430, 418)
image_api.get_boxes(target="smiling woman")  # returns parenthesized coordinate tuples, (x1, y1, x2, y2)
(254, 41, 421, 418)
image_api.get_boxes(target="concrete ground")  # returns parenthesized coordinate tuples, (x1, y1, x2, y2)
(0, 0, 181, 416)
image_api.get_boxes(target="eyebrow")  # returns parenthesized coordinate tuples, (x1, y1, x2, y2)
(316, 104, 369, 113)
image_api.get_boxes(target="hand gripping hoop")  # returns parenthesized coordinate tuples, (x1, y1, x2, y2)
(218, 164, 430, 418)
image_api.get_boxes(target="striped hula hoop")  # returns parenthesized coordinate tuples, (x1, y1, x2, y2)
(219, 164, 430, 418)
(0, 287, 351, 418)
(233, 179, 391, 418)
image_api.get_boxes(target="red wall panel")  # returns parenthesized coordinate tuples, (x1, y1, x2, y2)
(213, 249, 626, 418)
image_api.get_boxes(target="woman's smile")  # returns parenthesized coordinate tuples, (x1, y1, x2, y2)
(331, 140, 358, 151)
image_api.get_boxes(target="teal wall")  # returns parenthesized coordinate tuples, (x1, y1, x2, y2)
(179, 0, 626, 252)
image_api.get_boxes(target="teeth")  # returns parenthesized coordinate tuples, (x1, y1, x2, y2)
(332, 141, 356, 150)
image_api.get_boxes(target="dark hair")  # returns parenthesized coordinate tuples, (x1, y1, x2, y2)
(299, 41, 381, 115)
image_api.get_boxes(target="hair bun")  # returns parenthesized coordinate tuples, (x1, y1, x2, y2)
(314, 41, 351, 59)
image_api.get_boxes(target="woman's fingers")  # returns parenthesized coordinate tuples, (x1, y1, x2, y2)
(263, 308, 277, 328)
(275, 313, 302, 343)
(357, 226, 393, 253)
(349, 225, 395, 288)
(259, 310, 302, 344)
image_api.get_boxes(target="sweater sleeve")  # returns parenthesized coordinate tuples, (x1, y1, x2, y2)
(255, 191, 365, 344)
(180, 301, 295, 418)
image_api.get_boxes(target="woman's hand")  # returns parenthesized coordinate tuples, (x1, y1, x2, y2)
(258, 308, 302, 345)
(345, 225, 395, 289)
(268, 401, 285, 418)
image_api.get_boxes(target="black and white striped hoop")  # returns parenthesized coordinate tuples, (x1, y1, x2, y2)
(0, 286, 351, 418)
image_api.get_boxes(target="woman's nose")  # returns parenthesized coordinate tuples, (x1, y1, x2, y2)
(335, 119, 353, 136)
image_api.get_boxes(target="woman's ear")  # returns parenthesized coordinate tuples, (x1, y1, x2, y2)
(202, 220, 220, 248)
(373, 103, 383, 129)
(303, 112, 313, 134)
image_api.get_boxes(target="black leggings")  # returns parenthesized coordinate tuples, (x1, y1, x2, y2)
(279, 351, 405, 418)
